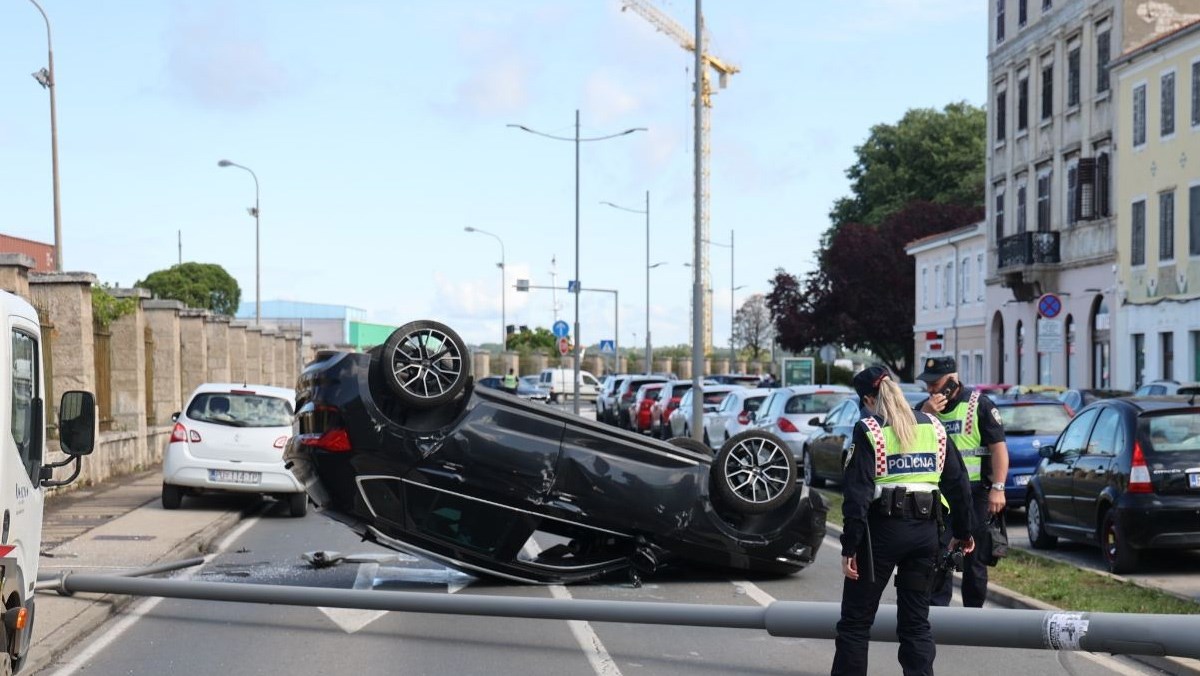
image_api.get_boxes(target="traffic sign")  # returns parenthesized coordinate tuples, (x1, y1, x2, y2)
(599, 340, 615, 354)
(1037, 318, 1064, 353)
(552, 320, 570, 338)
(568, 280, 580, 293)
(819, 344, 837, 363)
(557, 337, 571, 356)
(1037, 293, 1062, 319)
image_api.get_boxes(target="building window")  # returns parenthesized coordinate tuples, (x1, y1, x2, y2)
(1037, 169, 1052, 232)
(1132, 199, 1147, 265)
(994, 188, 1006, 241)
(1160, 190, 1176, 261)
(1066, 158, 1079, 226)
(997, 0, 1006, 42)
(1019, 0, 1028, 26)
(1042, 63, 1054, 120)
(996, 89, 1007, 142)
(1076, 157, 1096, 220)
(944, 262, 954, 306)
(1097, 152, 1111, 216)
(1068, 46, 1081, 108)
(1190, 185, 1200, 256)
(1192, 61, 1200, 127)
(977, 253, 984, 300)
(961, 257, 970, 304)
(1134, 83, 1147, 146)
(1162, 71, 1176, 137)
(1042, 0, 1051, 9)
(921, 267, 929, 309)
(1017, 75, 1029, 131)
(1133, 333, 1145, 388)
(1097, 30, 1111, 93)
(1017, 183, 1028, 233)
(1162, 332, 1175, 380)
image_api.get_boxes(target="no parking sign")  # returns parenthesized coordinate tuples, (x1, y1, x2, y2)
(1037, 293, 1062, 319)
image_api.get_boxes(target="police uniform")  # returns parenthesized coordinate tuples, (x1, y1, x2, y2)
(833, 367, 973, 676)
(503, 371, 518, 394)
(916, 357, 1006, 608)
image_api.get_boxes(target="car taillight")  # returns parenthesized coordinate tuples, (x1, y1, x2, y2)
(777, 418, 799, 433)
(169, 423, 188, 443)
(273, 436, 289, 449)
(1128, 441, 1153, 493)
(737, 411, 751, 425)
(299, 428, 351, 453)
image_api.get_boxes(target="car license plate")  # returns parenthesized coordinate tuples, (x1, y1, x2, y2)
(1014, 474, 1031, 486)
(1189, 473, 1200, 489)
(209, 469, 261, 485)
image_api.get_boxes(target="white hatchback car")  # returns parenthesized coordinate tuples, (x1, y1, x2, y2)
(163, 383, 306, 516)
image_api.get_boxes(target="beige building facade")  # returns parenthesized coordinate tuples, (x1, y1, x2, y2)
(907, 223, 990, 384)
(1112, 18, 1200, 388)
(985, 0, 1200, 389)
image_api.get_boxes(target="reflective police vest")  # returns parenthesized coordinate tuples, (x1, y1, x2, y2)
(933, 390, 985, 483)
(861, 415, 947, 497)
(503, 374, 518, 389)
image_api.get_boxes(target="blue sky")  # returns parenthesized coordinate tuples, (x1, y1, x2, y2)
(1, 0, 984, 348)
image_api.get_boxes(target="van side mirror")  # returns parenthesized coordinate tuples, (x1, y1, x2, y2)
(58, 391, 96, 456)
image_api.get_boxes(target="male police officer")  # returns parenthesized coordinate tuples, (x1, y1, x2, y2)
(917, 356, 1008, 608)
(503, 368, 519, 395)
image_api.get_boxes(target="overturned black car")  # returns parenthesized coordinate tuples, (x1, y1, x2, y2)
(284, 320, 827, 584)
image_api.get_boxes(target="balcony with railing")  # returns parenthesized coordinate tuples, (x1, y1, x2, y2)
(998, 231, 1060, 269)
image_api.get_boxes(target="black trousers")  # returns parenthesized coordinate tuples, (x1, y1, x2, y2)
(931, 486, 990, 608)
(832, 514, 939, 676)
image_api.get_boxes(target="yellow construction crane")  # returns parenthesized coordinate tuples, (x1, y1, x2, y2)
(621, 0, 738, 354)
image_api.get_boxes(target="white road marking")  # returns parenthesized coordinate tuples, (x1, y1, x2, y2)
(318, 563, 476, 633)
(522, 542, 622, 676)
(318, 563, 389, 634)
(51, 516, 261, 676)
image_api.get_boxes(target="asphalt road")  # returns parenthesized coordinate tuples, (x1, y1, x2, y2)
(44, 499, 1163, 676)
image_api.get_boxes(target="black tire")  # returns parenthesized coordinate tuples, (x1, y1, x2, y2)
(1101, 509, 1138, 574)
(802, 447, 826, 488)
(1025, 495, 1057, 549)
(287, 492, 308, 518)
(668, 436, 714, 456)
(713, 430, 797, 514)
(161, 483, 182, 510)
(379, 320, 470, 408)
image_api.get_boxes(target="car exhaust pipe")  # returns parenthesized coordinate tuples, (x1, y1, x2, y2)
(52, 573, 1200, 659)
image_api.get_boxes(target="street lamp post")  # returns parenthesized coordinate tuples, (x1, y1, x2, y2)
(464, 227, 507, 350)
(217, 159, 261, 326)
(508, 111, 645, 415)
(28, 0, 62, 271)
(602, 191, 663, 375)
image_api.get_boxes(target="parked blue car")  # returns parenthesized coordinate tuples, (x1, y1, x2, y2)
(992, 396, 1074, 502)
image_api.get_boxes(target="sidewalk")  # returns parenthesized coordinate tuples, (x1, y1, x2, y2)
(28, 469, 244, 674)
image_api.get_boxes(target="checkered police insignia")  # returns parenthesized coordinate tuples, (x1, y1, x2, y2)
(843, 443, 855, 469)
(964, 391, 981, 435)
(930, 418, 947, 471)
(991, 406, 1003, 426)
(862, 417, 889, 477)
(927, 359, 935, 369)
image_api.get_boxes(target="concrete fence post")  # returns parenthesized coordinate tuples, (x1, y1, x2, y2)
(0, 253, 34, 299)
(273, 334, 288, 387)
(228, 322, 248, 384)
(259, 329, 278, 386)
(178, 309, 210, 404)
(205, 316, 232, 384)
(29, 271, 97, 413)
(106, 289, 150, 448)
(245, 327, 264, 385)
(143, 300, 184, 426)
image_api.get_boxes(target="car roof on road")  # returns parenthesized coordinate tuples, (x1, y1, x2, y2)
(189, 382, 295, 400)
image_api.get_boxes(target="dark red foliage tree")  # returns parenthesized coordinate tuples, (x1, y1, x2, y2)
(769, 201, 983, 379)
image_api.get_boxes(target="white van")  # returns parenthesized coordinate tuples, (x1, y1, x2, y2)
(537, 368, 600, 403)
(0, 290, 95, 672)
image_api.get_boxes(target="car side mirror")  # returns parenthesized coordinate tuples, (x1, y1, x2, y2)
(58, 391, 97, 456)
(171, 411, 180, 422)
(1038, 444, 1056, 459)
(704, 404, 719, 413)
(808, 416, 822, 427)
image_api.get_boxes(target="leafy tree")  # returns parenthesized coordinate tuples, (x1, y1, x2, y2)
(91, 284, 137, 328)
(137, 263, 241, 316)
(828, 102, 986, 237)
(507, 326, 556, 352)
(732, 293, 773, 361)
(769, 201, 983, 379)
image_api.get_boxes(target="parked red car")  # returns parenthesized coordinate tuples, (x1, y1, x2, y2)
(653, 381, 694, 438)
(631, 383, 665, 434)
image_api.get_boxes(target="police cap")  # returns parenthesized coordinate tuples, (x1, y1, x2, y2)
(916, 356, 957, 383)
(853, 365, 890, 398)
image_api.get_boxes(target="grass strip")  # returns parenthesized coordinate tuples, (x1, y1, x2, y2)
(814, 488, 1198, 615)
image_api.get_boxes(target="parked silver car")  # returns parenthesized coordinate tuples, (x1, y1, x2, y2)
(703, 387, 772, 449)
(752, 385, 855, 462)
(667, 385, 743, 439)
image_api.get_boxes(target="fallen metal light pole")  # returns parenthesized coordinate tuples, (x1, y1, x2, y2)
(52, 573, 1200, 659)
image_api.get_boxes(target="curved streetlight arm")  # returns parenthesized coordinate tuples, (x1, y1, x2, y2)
(600, 200, 646, 215)
(28, 0, 53, 49)
(508, 124, 648, 143)
(217, 159, 261, 326)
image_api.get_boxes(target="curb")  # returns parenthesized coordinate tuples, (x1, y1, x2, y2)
(823, 521, 1200, 675)
(23, 508, 244, 675)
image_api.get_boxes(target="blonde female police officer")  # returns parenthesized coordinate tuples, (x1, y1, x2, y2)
(832, 366, 975, 676)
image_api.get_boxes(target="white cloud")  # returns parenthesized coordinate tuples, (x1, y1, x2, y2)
(162, 4, 291, 110)
(451, 57, 531, 117)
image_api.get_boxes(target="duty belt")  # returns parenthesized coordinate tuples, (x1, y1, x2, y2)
(959, 447, 990, 458)
(872, 485, 939, 521)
